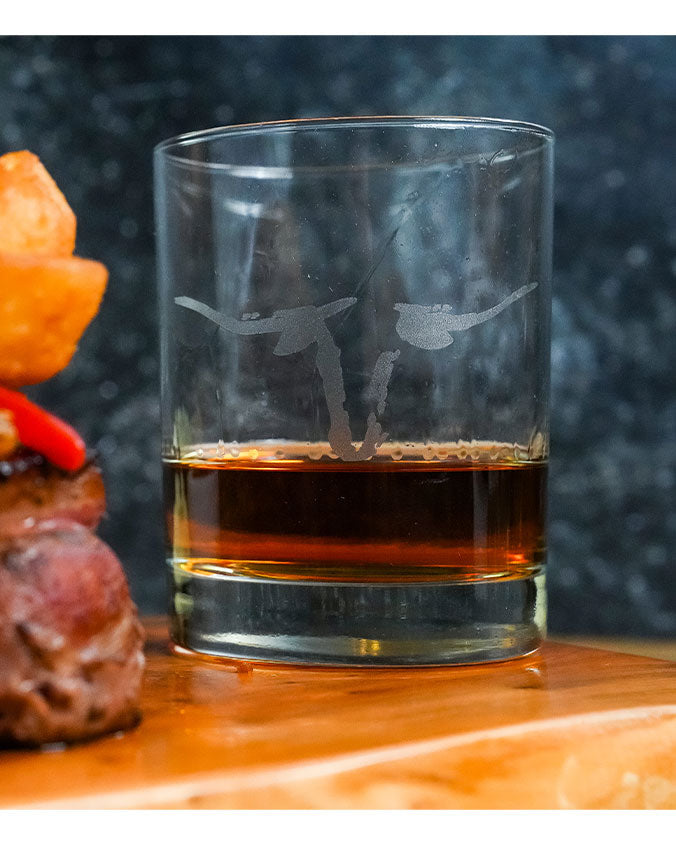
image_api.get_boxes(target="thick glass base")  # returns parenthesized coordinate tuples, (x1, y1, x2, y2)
(169, 562, 546, 667)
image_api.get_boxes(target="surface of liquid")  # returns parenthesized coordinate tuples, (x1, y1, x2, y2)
(164, 442, 547, 583)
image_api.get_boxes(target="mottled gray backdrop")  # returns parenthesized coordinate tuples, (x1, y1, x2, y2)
(0, 36, 673, 634)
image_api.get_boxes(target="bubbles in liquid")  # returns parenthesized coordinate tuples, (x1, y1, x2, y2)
(177, 438, 543, 467)
(308, 444, 324, 461)
(514, 444, 529, 461)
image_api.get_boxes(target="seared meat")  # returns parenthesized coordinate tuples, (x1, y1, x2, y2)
(0, 449, 105, 539)
(0, 519, 145, 746)
(0, 452, 145, 746)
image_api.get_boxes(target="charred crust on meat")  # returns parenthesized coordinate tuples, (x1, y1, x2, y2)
(0, 518, 145, 747)
(0, 448, 99, 481)
(0, 453, 106, 541)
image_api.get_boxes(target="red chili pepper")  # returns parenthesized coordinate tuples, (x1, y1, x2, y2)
(0, 385, 86, 472)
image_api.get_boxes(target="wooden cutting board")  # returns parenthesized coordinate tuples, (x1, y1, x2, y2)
(1, 620, 674, 809)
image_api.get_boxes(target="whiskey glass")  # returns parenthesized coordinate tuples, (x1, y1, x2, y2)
(155, 116, 554, 665)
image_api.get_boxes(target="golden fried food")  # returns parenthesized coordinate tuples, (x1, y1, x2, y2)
(0, 253, 108, 386)
(0, 151, 76, 257)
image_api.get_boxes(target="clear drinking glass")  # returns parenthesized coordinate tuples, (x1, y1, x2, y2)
(155, 116, 554, 666)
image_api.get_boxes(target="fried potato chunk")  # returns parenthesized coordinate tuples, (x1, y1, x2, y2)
(0, 151, 77, 257)
(0, 254, 108, 386)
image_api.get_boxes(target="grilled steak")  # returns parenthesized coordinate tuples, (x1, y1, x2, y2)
(0, 454, 144, 746)
(0, 519, 145, 746)
(0, 449, 105, 539)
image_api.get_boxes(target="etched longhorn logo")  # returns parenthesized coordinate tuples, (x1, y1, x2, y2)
(176, 283, 537, 461)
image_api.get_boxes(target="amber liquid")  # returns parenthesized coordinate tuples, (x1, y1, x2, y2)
(164, 442, 547, 584)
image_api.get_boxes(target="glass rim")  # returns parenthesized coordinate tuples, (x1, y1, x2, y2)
(154, 115, 555, 171)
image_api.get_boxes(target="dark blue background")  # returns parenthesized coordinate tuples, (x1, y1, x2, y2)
(0, 36, 674, 634)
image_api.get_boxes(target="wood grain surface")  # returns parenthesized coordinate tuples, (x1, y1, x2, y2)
(1, 620, 675, 809)
(552, 636, 676, 663)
